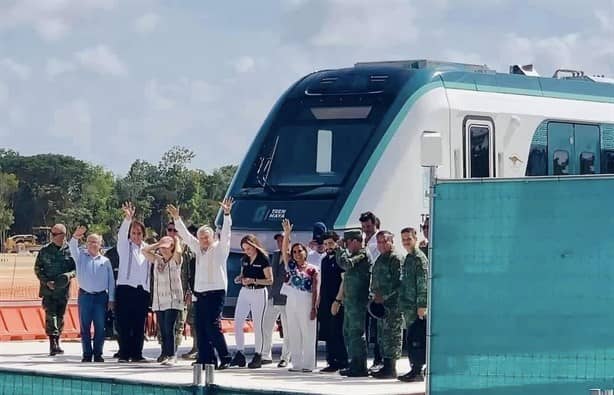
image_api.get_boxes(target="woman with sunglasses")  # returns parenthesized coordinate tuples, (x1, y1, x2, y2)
(230, 235, 273, 369)
(281, 218, 320, 372)
(142, 235, 184, 366)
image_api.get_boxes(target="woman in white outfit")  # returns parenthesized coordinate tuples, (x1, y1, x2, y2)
(230, 234, 273, 369)
(281, 219, 320, 373)
(142, 235, 184, 366)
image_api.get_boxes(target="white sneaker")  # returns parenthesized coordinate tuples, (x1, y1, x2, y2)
(162, 356, 176, 366)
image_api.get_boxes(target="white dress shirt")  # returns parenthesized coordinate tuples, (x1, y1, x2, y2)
(175, 214, 231, 293)
(116, 219, 151, 291)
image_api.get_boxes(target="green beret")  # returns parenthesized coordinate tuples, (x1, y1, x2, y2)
(343, 229, 363, 241)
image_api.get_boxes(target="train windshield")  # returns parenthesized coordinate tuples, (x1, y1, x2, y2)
(244, 96, 390, 190)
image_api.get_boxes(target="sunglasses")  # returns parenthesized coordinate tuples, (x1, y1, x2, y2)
(167, 228, 177, 232)
(51, 232, 65, 237)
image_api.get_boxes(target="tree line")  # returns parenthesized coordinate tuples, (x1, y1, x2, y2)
(0, 147, 236, 246)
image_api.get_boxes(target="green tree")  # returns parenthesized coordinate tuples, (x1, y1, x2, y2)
(0, 172, 19, 247)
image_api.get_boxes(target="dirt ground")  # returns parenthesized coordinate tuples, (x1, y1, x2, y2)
(0, 254, 78, 300)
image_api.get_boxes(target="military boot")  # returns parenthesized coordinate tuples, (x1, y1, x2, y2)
(345, 359, 369, 377)
(49, 336, 58, 356)
(247, 353, 262, 369)
(54, 336, 65, 354)
(372, 358, 397, 379)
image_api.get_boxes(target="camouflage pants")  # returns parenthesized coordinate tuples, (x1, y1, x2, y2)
(343, 301, 368, 364)
(377, 308, 403, 360)
(42, 295, 69, 336)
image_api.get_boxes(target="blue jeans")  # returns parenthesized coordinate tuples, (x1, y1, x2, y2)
(78, 290, 108, 358)
(156, 309, 180, 357)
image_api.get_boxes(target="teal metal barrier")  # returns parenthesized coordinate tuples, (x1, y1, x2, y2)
(429, 176, 614, 395)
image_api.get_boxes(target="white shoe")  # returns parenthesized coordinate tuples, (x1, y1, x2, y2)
(162, 356, 176, 366)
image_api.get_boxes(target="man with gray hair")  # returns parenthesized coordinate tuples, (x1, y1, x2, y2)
(34, 224, 76, 356)
(167, 198, 234, 370)
(69, 226, 115, 362)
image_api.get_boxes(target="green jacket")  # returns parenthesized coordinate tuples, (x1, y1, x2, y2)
(371, 249, 403, 309)
(34, 242, 76, 298)
(335, 247, 371, 302)
(400, 247, 428, 311)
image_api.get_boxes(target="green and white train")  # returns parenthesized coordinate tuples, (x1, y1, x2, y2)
(217, 59, 614, 303)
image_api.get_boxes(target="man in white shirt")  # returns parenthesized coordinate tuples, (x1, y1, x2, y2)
(167, 198, 233, 370)
(115, 202, 151, 363)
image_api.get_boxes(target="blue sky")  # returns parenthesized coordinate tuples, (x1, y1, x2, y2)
(0, 0, 612, 174)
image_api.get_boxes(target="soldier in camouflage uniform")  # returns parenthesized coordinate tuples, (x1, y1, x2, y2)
(335, 229, 371, 377)
(34, 224, 76, 356)
(370, 230, 404, 379)
(398, 227, 428, 382)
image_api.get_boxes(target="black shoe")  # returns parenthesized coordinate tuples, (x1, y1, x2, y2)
(48, 336, 58, 356)
(339, 367, 350, 376)
(261, 359, 273, 365)
(156, 353, 167, 363)
(112, 352, 120, 358)
(131, 357, 151, 363)
(277, 360, 288, 368)
(218, 356, 232, 370)
(230, 351, 246, 367)
(398, 369, 424, 382)
(247, 353, 262, 369)
(118, 358, 130, 363)
(320, 365, 339, 373)
(93, 356, 105, 363)
(82, 356, 93, 363)
(346, 369, 370, 377)
(54, 336, 64, 354)
(372, 358, 397, 379)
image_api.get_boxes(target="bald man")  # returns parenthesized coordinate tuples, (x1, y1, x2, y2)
(34, 224, 76, 356)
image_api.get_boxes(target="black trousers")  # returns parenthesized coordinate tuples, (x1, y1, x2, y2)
(116, 285, 149, 360)
(319, 303, 348, 367)
(407, 316, 427, 368)
(194, 290, 230, 365)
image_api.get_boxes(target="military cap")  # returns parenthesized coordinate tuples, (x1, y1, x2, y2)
(343, 229, 363, 241)
(367, 300, 387, 320)
(54, 272, 72, 289)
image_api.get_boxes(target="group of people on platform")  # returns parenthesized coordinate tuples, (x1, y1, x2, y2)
(34, 199, 429, 382)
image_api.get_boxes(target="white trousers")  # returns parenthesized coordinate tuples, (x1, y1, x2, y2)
(285, 290, 316, 370)
(261, 299, 291, 361)
(234, 287, 268, 354)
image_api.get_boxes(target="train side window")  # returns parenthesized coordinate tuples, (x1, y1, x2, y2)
(553, 150, 569, 175)
(466, 124, 492, 178)
(602, 150, 614, 174)
(526, 145, 547, 176)
(579, 152, 595, 174)
(316, 129, 333, 173)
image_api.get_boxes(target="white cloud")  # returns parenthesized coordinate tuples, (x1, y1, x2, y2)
(134, 12, 159, 35)
(75, 45, 127, 76)
(190, 80, 218, 103)
(8, 106, 26, 126)
(0, 58, 31, 80)
(309, 0, 418, 48)
(0, 0, 116, 41)
(49, 99, 92, 146)
(46, 58, 76, 78)
(234, 56, 255, 73)
(145, 79, 176, 110)
(0, 81, 8, 106)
